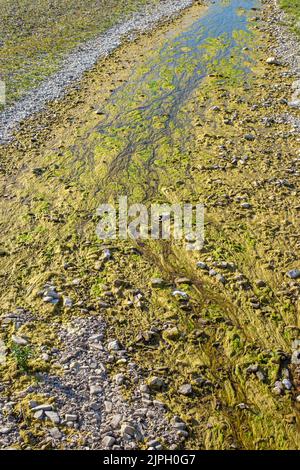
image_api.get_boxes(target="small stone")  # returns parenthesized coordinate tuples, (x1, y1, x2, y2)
(196, 261, 209, 270)
(286, 269, 300, 280)
(266, 57, 281, 65)
(41, 353, 50, 362)
(241, 202, 252, 209)
(0, 427, 10, 434)
(175, 277, 191, 285)
(151, 278, 166, 288)
(162, 327, 180, 341)
(291, 350, 300, 366)
(31, 404, 53, 412)
(110, 414, 122, 429)
(282, 379, 292, 390)
(45, 411, 60, 424)
(115, 373, 125, 385)
(256, 280, 266, 288)
(34, 410, 45, 420)
(244, 134, 255, 141)
(172, 290, 188, 299)
(296, 395, 300, 403)
(148, 376, 166, 391)
(63, 297, 73, 308)
(107, 340, 121, 351)
(90, 385, 101, 395)
(11, 335, 28, 346)
(104, 401, 113, 413)
(121, 423, 135, 437)
(178, 384, 193, 396)
(65, 414, 77, 422)
(102, 436, 116, 448)
(49, 427, 62, 439)
(216, 274, 226, 284)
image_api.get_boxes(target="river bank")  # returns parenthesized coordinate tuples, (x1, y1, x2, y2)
(0, 0, 300, 450)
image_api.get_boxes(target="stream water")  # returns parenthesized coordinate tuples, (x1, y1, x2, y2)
(72, 0, 260, 202)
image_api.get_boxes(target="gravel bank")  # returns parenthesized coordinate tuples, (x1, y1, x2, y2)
(0, 0, 196, 145)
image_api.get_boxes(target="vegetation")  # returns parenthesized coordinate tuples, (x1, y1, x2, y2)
(0, 0, 159, 104)
(280, 0, 300, 32)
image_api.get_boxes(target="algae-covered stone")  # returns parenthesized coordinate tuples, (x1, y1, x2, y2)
(178, 384, 193, 396)
(148, 376, 166, 391)
(162, 327, 180, 342)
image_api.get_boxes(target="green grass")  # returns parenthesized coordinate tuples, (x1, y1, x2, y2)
(280, 0, 300, 32)
(0, 0, 159, 105)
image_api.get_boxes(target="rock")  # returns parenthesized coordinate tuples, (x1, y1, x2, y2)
(282, 379, 292, 390)
(0, 427, 10, 434)
(196, 261, 209, 270)
(41, 353, 50, 362)
(120, 423, 135, 437)
(34, 410, 45, 420)
(266, 57, 281, 65)
(65, 414, 77, 422)
(178, 384, 193, 396)
(175, 277, 191, 285)
(115, 373, 125, 385)
(104, 401, 113, 413)
(241, 202, 252, 209)
(49, 427, 62, 439)
(31, 404, 53, 412)
(162, 327, 180, 341)
(292, 340, 300, 351)
(244, 134, 255, 141)
(172, 290, 188, 300)
(45, 411, 60, 424)
(90, 385, 101, 395)
(291, 350, 300, 366)
(296, 395, 300, 403)
(107, 340, 121, 351)
(63, 297, 73, 308)
(286, 269, 300, 280)
(110, 414, 122, 429)
(256, 279, 266, 288)
(216, 274, 226, 284)
(102, 435, 116, 448)
(151, 278, 167, 288)
(148, 376, 166, 391)
(256, 371, 265, 382)
(11, 335, 28, 346)
(246, 364, 259, 374)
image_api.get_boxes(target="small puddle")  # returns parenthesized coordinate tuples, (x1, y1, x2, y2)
(73, 0, 260, 201)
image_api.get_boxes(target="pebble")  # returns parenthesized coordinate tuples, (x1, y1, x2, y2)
(266, 56, 281, 65)
(90, 385, 102, 395)
(102, 435, 116, 448)
(197, 261, 209, 270)
(49, 427, 62, 439)
(65, 413, 77, 422)
(282, 379, 292, 390)
(34, 410, 45, 420)
(178, 384, 193, 396)
(286, 269, 300, 279)
(291, 350, 300, 366)
(107, 340, 121, 351)
(11, 334, 28, 346)
(121, 423, 136, 437)
(31, 404, 53, 412)
(45, 411, 60, 424)
(172, 290, 188, 299)
(148, 376, 166, 391)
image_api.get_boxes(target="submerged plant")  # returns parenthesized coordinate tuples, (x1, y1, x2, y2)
(11, 344, 32, 372)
